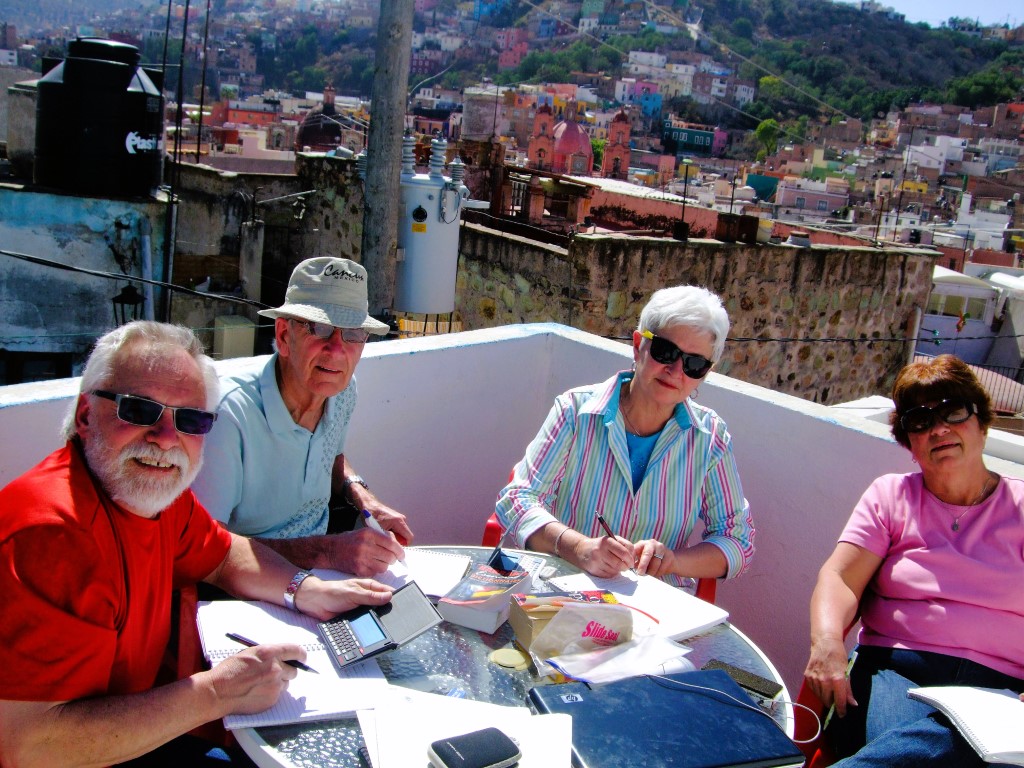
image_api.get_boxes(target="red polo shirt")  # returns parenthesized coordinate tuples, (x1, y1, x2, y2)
(0, 441, 232, 700)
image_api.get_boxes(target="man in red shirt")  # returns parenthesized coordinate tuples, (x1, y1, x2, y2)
(0, 321, 393, 767)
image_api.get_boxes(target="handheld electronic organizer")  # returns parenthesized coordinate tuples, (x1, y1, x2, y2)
(317, 581, 442, 672)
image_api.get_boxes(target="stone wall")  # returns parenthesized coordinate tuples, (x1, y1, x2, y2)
(169, 153, 364, 341)
(455, 223, 935, 403)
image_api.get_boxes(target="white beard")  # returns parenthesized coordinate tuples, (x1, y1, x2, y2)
(85, 433, 202, 518)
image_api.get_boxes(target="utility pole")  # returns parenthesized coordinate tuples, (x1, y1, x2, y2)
(362, 0, 413, 317)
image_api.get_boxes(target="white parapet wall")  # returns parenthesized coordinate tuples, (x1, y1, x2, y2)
(2, 323, 1022, 694)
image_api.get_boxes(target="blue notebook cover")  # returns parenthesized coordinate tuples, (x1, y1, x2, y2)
(528, 669, 803, 768)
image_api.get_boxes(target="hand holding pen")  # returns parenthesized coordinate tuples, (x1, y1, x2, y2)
(362, 509, 406, 563)
(596, 513, 638, 575)
(226, 632, 318, 674)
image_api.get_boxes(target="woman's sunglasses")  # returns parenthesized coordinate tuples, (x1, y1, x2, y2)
(92, 390, 218, 436)
(640, 330, 714, 379)
(899, 398, 977, 434)
(293, 319, 370, 344)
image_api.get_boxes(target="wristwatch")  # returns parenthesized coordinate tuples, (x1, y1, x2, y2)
(284, 569, 312, 611)
(344, 474, 369, 492)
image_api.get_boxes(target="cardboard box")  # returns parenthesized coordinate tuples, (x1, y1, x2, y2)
(508, 590, 618, 651)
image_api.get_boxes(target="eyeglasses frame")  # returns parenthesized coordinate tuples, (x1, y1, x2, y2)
(291, 318, 370, 345)
(899, 398, 977, 434)
(639, 329, 714, 379)
(92, 390, 218, 436)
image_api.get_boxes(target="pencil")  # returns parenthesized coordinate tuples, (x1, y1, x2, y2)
(596, 513, 637, 574)
(822, 650, 858, 731)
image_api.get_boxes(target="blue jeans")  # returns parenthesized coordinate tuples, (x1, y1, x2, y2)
(828, 647, 1023, 767)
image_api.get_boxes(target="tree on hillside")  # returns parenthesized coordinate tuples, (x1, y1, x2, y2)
(755, 118, 780, 160)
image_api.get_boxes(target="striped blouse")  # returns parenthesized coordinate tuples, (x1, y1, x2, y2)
(495, 371, 755, 584)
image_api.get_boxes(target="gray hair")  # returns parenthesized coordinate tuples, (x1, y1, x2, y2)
(637, 285, 730, 363)
(60, 321, 219, 441)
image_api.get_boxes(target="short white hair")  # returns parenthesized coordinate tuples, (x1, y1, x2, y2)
(60, 321, 219, 441)
(637, 285, 730, 362)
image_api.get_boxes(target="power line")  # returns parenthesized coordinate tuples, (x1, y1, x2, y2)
(1, 248, 268, 310)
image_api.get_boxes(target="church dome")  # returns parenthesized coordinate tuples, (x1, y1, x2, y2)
(553, 119, 592, 159)
(296, 85, 341, 151)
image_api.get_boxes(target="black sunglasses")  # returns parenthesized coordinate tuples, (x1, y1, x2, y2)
(92, 390, 218, 436)
(293, 319, 370, 344)
(899, 398, 977, 434)
(640, 330, 714, 379)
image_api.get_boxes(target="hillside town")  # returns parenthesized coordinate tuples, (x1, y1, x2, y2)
(0, 0, 1023, 404)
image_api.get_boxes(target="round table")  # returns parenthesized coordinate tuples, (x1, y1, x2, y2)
(234, 546, 792, 768)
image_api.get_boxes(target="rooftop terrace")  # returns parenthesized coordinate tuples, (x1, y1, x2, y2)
(3, 323, 1023, 693)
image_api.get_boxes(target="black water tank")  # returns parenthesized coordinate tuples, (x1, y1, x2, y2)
(34, 38, 164, 197)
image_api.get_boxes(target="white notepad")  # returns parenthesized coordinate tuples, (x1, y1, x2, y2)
(196, 599, 388, 729)
(548, 571, 728, 641)
(314, 548, 472, 600)
(908, 685, 1024, 765)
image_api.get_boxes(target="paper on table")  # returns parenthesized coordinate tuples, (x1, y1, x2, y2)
(195, 600, 389, 729)
(549, 571, 728, 641)
(357, 688, 572, 768)
(314, 548, 471, 599)
(222, 649, 387, 730)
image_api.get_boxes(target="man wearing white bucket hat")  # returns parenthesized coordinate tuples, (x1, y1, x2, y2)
(193, 257, 412, 576)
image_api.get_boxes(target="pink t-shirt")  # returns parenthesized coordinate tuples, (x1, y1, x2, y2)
(841, 472, 1024, 679)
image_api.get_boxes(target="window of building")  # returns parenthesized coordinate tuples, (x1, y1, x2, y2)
(817, 200, 828, 211)
(796, 197, 806, 209)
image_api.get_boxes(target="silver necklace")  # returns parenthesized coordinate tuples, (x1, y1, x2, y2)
(950, 473, 995, 532)
(622, 405, 642, 435)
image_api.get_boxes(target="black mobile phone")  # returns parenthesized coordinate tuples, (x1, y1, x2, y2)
(427, 727, 521, 768)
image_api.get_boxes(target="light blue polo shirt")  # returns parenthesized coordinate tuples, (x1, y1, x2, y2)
(191, 354, 357, 538)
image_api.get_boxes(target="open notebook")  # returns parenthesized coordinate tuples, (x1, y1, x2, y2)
(548, 571, 728, 641)
(908, 686, 1024, 765)
(196, 600, 389, 729)
(313, 548, 472, 600)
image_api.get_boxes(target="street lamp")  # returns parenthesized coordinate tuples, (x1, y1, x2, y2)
(112, 284, 144, 327)
(675, 157, 692, 241)
(681, 157, 692, 219)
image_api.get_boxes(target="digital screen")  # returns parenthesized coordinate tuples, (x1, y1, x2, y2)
(487, 547, 520, 575)
(348, 612, 386, 647)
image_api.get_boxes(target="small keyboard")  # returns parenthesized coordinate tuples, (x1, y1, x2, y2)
(321, 620, 363, 663)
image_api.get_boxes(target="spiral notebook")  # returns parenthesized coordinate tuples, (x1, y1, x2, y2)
(195, 599, 388, 729)
(908, 685, 1024, 765)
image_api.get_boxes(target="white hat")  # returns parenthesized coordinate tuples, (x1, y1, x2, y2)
(258, 257, 390, 335)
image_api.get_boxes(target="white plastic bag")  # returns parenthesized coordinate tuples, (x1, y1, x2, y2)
(529, 602, 633, 660)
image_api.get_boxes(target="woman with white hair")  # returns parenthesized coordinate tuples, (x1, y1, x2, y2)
(496, 285, 754, 586)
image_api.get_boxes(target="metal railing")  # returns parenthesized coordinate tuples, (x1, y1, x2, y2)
(917, 354, 1024, 415)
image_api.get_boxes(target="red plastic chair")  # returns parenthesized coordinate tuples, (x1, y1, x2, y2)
(480, 512, 718, 604)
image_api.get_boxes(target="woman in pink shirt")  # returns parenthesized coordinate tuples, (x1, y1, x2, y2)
(804, 355, 1024, 766)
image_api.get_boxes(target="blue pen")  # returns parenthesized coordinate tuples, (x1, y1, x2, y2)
(362, 508, 387, 535)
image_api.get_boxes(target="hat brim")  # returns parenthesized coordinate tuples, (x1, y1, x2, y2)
(258, 303, 390, 335)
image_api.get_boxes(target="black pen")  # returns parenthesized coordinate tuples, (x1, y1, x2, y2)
(596, 513, 638, 574)
(225, 632, 319, 674)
